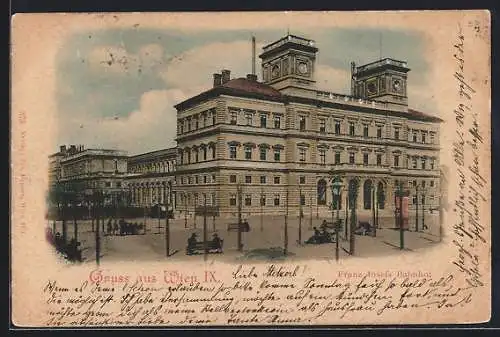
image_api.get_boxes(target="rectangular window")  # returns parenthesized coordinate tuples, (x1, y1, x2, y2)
(230, 194, 237, 206)
(363, 153, 369, 165)
(274, 116, 281, 129)
(335, 152, 341, 164)
(179, 123, 184, 134)
(203, 147, 207, 161)
(430, 159, 435, 169)
(335, 121, 341, 135)
(274, 176, 280, 184)
(394, 155, 400, 167)
(194, 117, 199, 129)
(260, 147, 267, 160)
(186, 119, 191, 132)
(188, 177, 193, 184)
(319, 149, 326, 164)
(349, 152, 355, 164)
(394, 127, 400, 140)
(116, 182, 121, 188)
(212, 146, 216, 159)
(181, 177, 185, 185)
(274, 195, 280, 206)
(212, 111, 216, 125)
(376, 154, 382, 166)
(412, 157, 417, 169)
(260, 114, 267, 128)
(413, 132, 418, 142)
(245, 113, 253, 126)
(299, 176, 305, 184)
(195, 176, 199, 184)
(430, 180, 435, 187)
(349, 122, 355, 136)
(245, 146, 252, 160)
(299, 148, 306, 162)
(363, 125, 369, 137)
(260, 176, 266, 184)
(319, 119, 326, 133)
(195, 150, 199, 162)
(203, 176, 207, 184)
(105, 182, 111, 187)
(413, 195, 417, 204)
(421, 158, 426, 170)
(422, 133, 427, 143)
(229, 175, 236, 183)
(377, 126, 382, 138)
(245, 195, 252, 206)
(203, 114, 207, 127)
(230, 112, 237, 125)
(430, 133, 435, 144)
(245, 175, 252, 184)
(422, 180, 426, 188)
(274, 149, 281, 161)
(229, 145, 237, 159)
(299, 116, 306, 131)
(260, 194, 266, 206)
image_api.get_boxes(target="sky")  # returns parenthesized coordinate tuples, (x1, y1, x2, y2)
(55, 26, 436, 155)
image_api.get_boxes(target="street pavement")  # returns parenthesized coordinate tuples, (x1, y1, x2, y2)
(48, 213, 442, 264)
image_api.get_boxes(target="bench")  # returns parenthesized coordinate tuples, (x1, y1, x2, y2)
(186, 240, 224, 255)
(227, 222, 250, 232)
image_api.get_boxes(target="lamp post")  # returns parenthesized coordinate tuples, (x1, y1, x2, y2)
(237, 183, 243, 252)
(284, 186, 289, 256)
(309, 194, 313, 230)
(371, 185, 376, 237)
(348, 178, 359, 255)
(415, 184, 419, 232)
(331, 176, 343, 262)
(165, 181, 171, 257)
(421, 191, 426, 231)
(260, 187, 264, 232)
(395, 181, 405, 250)
(203, 193, 208, 261)
(184, 192, 188, 229)
(298, 187, 303, 245)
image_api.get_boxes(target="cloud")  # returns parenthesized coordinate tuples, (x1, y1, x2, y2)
(87, 43, 167, 76)
(161, 40, 266, 89)
(58, 88, 195, 155)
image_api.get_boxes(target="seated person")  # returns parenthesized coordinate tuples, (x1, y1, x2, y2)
(320, 220, 328, 231)
(187, 233, 198, 254)
(211, 233, 223, 252)
(306, 227, 323, 244)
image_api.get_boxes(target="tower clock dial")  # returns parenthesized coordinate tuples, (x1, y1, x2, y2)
(271, 64, 280, 79)
(392, 79, 403, 93)
(297, 62, 308, 75)
(366, 80, 378, 95)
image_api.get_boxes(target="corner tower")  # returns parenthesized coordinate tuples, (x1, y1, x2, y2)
(352, 58, 410, 106)
(259, 34, 318, 91)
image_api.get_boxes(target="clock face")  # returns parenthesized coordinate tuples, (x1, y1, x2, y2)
(366, 81, 378, 95)
(392, 79, 402, 92)
(298, 62, 308, 75)
(271, 64, 280, 78)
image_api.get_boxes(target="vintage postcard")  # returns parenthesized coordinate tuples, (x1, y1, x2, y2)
(11, 11, 491, 326)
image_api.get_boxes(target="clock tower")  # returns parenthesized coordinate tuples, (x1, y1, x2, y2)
(259, 34, 318, 92)
(352, 58, 410, 106)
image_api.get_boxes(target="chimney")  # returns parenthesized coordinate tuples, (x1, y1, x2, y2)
(213, 73, 222, 87)
(246, 74, 258, 81)
(70, 145, 76, 153)
(60, 145, 66, 153)
(221, 69, 231, 84)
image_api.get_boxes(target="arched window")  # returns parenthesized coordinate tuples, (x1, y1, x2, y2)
(377, 182, 385, 209)
(317, 179, 327, 205)
(364, 180, 373, 209)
